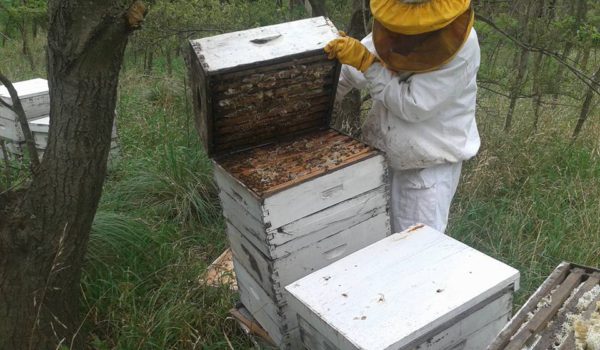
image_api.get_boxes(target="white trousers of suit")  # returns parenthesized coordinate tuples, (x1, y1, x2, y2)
(390, 162, 462, 233)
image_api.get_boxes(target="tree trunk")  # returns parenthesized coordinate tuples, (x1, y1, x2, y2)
(572, 65, 600, 140)
(166, 47, 173, 76)
(0, 1, 145, 349)
(530, 53, 546, 131)
(306, 0, 326, 16)
(145, 48, 154, 74)
(579, 45, 591, 72)
(504, 1, 533, 132)
(552, 0, 586, 101)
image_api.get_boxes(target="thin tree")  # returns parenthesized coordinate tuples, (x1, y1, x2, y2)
(331, 0, 371, 136)
(572, 65, 600, 141)
(504, 0, 534, 131)
(0, 0, 146, 348)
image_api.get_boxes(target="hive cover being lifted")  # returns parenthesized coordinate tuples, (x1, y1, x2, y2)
(187, 17, 341, 157)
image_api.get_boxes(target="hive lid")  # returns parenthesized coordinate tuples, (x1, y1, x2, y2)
(285, 225, 520, 350)
(188, 17, 341, 157)
(0, 78, 48, 100)
(191, 17, 338, 74)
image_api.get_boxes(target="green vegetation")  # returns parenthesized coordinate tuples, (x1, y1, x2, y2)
(1, 0, 599, 348)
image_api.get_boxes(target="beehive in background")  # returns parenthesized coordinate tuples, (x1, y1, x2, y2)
(188, 17, 390, 348)
(0, 78, 120, 162)
(286, 225, 520, 350)
(0, 78, 49, 122)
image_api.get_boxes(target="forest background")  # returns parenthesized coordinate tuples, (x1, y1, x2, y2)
(0, 0, 599, 348)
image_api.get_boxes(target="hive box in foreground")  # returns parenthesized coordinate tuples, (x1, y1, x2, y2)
(187, 17, 390, 348)
(286, 225, 520, 350)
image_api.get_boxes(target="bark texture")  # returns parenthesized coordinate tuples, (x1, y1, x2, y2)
(0, 1, 144, 349)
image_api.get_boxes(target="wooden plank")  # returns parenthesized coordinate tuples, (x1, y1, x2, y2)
(214, 161, 264, 220)
(229, 307, 277, 347)
(504, 268, 586, 350)
(264, 153, 386, 229)
(408, 289, 513, 350)
(532, 272, 600, 350)
(186, 44, 213, 155)
(228, 212, 390, 301)
(488, 261, 572, 350)
(267, 185, 388, 256)
(215, 54, 330, 84)
(460, 312, 512, 350)
(234, 257, 300, 347)
(191, 17, 338, 73)
(558, 287, 600, 350)
(285, 225, 520, 350)
(0, 117, 20, 141)
(221, 185, 388, 259)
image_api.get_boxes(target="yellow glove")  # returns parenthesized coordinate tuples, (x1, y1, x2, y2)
(324, 35, 377, 73)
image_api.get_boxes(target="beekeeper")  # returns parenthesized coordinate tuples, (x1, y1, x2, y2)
(325, 0, 480, 233)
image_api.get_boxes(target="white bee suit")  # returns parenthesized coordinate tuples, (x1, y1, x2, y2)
(336, 29, 481, 233)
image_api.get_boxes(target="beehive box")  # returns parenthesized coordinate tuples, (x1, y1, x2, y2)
(3, 116, 120, 161)
(187, 17, 390, 348)
(28, 116, 119, 149)
(0, 78, 49, 122)
(489, 262, 600, 350)
(285, 225, 520, 350)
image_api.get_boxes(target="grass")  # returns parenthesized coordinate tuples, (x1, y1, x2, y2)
(1, 7, 600, 349)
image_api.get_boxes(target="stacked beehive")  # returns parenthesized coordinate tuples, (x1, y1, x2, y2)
(0, 78, 50, 159)
(187, 17, 390, 348)
(0, 78, 119, 161)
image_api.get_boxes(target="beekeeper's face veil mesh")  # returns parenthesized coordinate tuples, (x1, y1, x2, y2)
(371, 0, 474, 72)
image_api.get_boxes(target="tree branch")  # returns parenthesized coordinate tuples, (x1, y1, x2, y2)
(0, 72, 40, 172)
(0, 139, 11, 187)
(476, 14, 600, 96)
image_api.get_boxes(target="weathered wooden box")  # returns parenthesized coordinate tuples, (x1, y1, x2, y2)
(0, 78, 49, 122)
(286, 225, 520, 350)
(490, 262, 600, 350)
(187, 17, 390, 348)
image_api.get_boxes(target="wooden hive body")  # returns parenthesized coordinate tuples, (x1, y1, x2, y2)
(0, 78, 50, 123)
(187, 17, 341, 158)
(490, 262, 600, 350)
(187, 17, 391, 349)
(285, 225, 520, 350)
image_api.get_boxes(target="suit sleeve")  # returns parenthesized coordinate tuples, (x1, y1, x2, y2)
(364, 57, 474, 123)
(335, 63, 369, 102)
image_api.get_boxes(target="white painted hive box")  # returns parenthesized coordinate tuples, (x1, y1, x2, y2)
(188, 17, 391, 348)
(27, 116, 119, 149)
(0, 78, 50, 122)
(285, 225, 520, 350)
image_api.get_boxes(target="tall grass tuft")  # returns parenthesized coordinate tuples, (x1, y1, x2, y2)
(111, 144, 220, 227)
(83, 211, 250, 349)
(449, 94, 600, 305)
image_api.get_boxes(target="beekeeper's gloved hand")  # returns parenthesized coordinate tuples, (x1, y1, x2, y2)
(325, 34, 377, 73)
